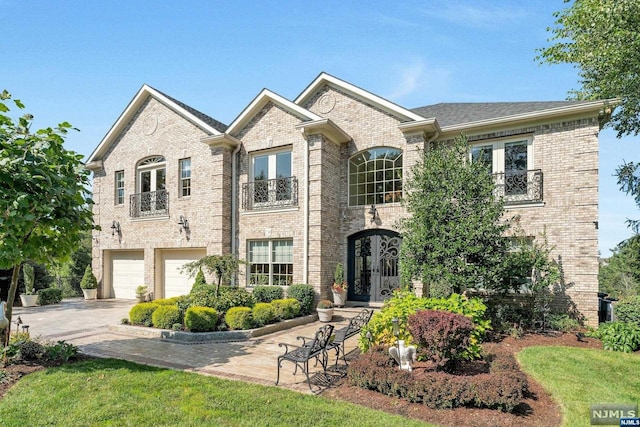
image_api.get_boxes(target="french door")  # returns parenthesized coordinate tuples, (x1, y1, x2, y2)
(348, 230, 402, 302)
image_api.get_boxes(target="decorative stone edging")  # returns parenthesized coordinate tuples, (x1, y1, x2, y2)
(108, 313, 319, 343)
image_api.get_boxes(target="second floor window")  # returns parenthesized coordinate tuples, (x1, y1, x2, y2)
(252, 149, 292, 205)
(471, 138, 542, 204)
(179, 158, 191, 197)
(349, 147, 403, 206)
(115, 171, 124, 205)
(130, 156, 168, 218)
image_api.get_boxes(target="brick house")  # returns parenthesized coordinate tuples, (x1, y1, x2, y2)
(86, 72, 608, 325)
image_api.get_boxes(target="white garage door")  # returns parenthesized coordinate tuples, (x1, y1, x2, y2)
(162, 249, 206, 298)
(111, 251, 144, 299)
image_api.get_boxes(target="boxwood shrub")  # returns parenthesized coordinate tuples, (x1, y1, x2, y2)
(252, 285, 284, 303)
(37, 288, 63, 306)
(225, 307, 253, 330)
(252, 302, 275, 327)
(154, 296, 182, 306)
(184, 306, 218, 332)
(152, 305, 182, 329)
(271, 298, 301, 320)
(129, 302, 160, 326)
(286, 284, 315, 315)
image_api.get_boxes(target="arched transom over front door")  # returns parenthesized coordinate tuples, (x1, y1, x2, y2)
(348, 229, 402, 303)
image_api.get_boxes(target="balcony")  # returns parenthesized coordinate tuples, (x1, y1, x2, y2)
(493, 169, 543, 205)
(242, 177, 298, 211)
(130, 190, 169, 218)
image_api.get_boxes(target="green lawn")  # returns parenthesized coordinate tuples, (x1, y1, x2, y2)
(0, 358, 432, 426)
(518, 346, 640, 427)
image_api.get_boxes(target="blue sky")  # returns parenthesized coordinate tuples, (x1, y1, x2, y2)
(2, 0, 639, 256)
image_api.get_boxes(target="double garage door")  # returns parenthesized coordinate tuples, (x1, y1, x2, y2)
(110, 249, 205, 299)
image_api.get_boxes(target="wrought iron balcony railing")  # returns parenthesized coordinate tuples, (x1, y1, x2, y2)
(242, 176, 298, 211)
(493, 169, 543, 205)
(130, 189, 169, 218)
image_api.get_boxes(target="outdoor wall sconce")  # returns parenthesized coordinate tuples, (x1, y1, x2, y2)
(110, 221, 121, 236)
(178, 215, 189, 233)
(368, 204, 378, 222)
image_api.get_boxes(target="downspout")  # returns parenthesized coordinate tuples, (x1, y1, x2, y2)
(302, 130, 309, 285)
(231, 143, 241, 273)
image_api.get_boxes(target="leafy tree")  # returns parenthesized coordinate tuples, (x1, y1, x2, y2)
(537, 0, 640, 230)
(0, 90, 94, 344)
(50, 230, 92, 297)
(398, 135, 509, 295)
(599, 235, 640, 299)
(181, 254, 244, 297)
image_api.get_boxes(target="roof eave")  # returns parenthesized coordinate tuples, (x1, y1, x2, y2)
(438, 100, 615, 136)
(201, 134, 241, 150)
(295, 118, 351, 144)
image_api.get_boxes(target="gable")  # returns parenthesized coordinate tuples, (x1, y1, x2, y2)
(86, 85, 226, 168)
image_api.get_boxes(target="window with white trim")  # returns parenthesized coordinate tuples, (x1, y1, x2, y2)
(470, 138, 540, 202)
(349, 147, 403, 206)
(179, 158, 191, 197)
(251, 149, 293, 206)
(248, 239, 293, 286)
(115, 171, 124, 205)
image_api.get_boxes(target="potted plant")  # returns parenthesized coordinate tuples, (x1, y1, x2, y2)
(331, 262, 348, 307)
(135, 285, 148, 303)
(80, 265, 98, 300)
(316, 299, 334, 322)
(19, 263, 38, 307)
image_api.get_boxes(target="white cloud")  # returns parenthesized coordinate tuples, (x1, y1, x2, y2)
(420, 1, 530, 29)
(383, 60, 452, 106)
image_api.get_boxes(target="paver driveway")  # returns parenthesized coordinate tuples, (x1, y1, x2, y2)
(12, 298, 359, 393)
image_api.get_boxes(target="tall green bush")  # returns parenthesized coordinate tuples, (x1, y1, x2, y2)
(252, 285, 284, 303)
(286, 284, 315, 315)
(615, 295, 640, 325)
(79, 265, 98, 289)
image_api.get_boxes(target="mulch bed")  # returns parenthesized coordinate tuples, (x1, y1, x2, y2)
(1, 332, 602, 426)
(322, 332, 603, 427)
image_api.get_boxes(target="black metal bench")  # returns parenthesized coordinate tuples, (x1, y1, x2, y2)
(328, 308, 373, 367)
(275, 324, 334, 392)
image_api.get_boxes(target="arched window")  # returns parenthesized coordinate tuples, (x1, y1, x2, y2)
(349, 147, 402, 206)
(131, 156, 168, 217)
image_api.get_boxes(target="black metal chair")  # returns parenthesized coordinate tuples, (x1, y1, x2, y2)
(327, 309, 373, 367)
(275, 324, 334, 392)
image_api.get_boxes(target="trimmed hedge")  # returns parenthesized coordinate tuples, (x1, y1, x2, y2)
(252, 285, 284, 303)
(347, 346, 527, 412)
(152, 305, 182, 329)
(154, 296, 183, 306)
(271, 298, 301, 320)
(286, 284, 315, 315)
(129, 302, 160, 326)
(37, 288, 63, 305)
(184, 306, 219, 332)
(225, 307, 253, 330)
(252, 302, 275, 327)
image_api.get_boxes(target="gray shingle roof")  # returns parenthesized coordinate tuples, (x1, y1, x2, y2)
(410, 101, 595, 128)
(151, 86, 228, 132)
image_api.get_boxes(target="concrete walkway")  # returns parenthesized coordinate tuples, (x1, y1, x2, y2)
(12, 298, 361, 393)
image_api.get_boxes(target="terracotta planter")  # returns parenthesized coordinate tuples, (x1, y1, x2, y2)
(82, 288, 97, 300)
(332, 289, 347, 307)
(20, 294, 38, 307)
(317, 308, 334, 322)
